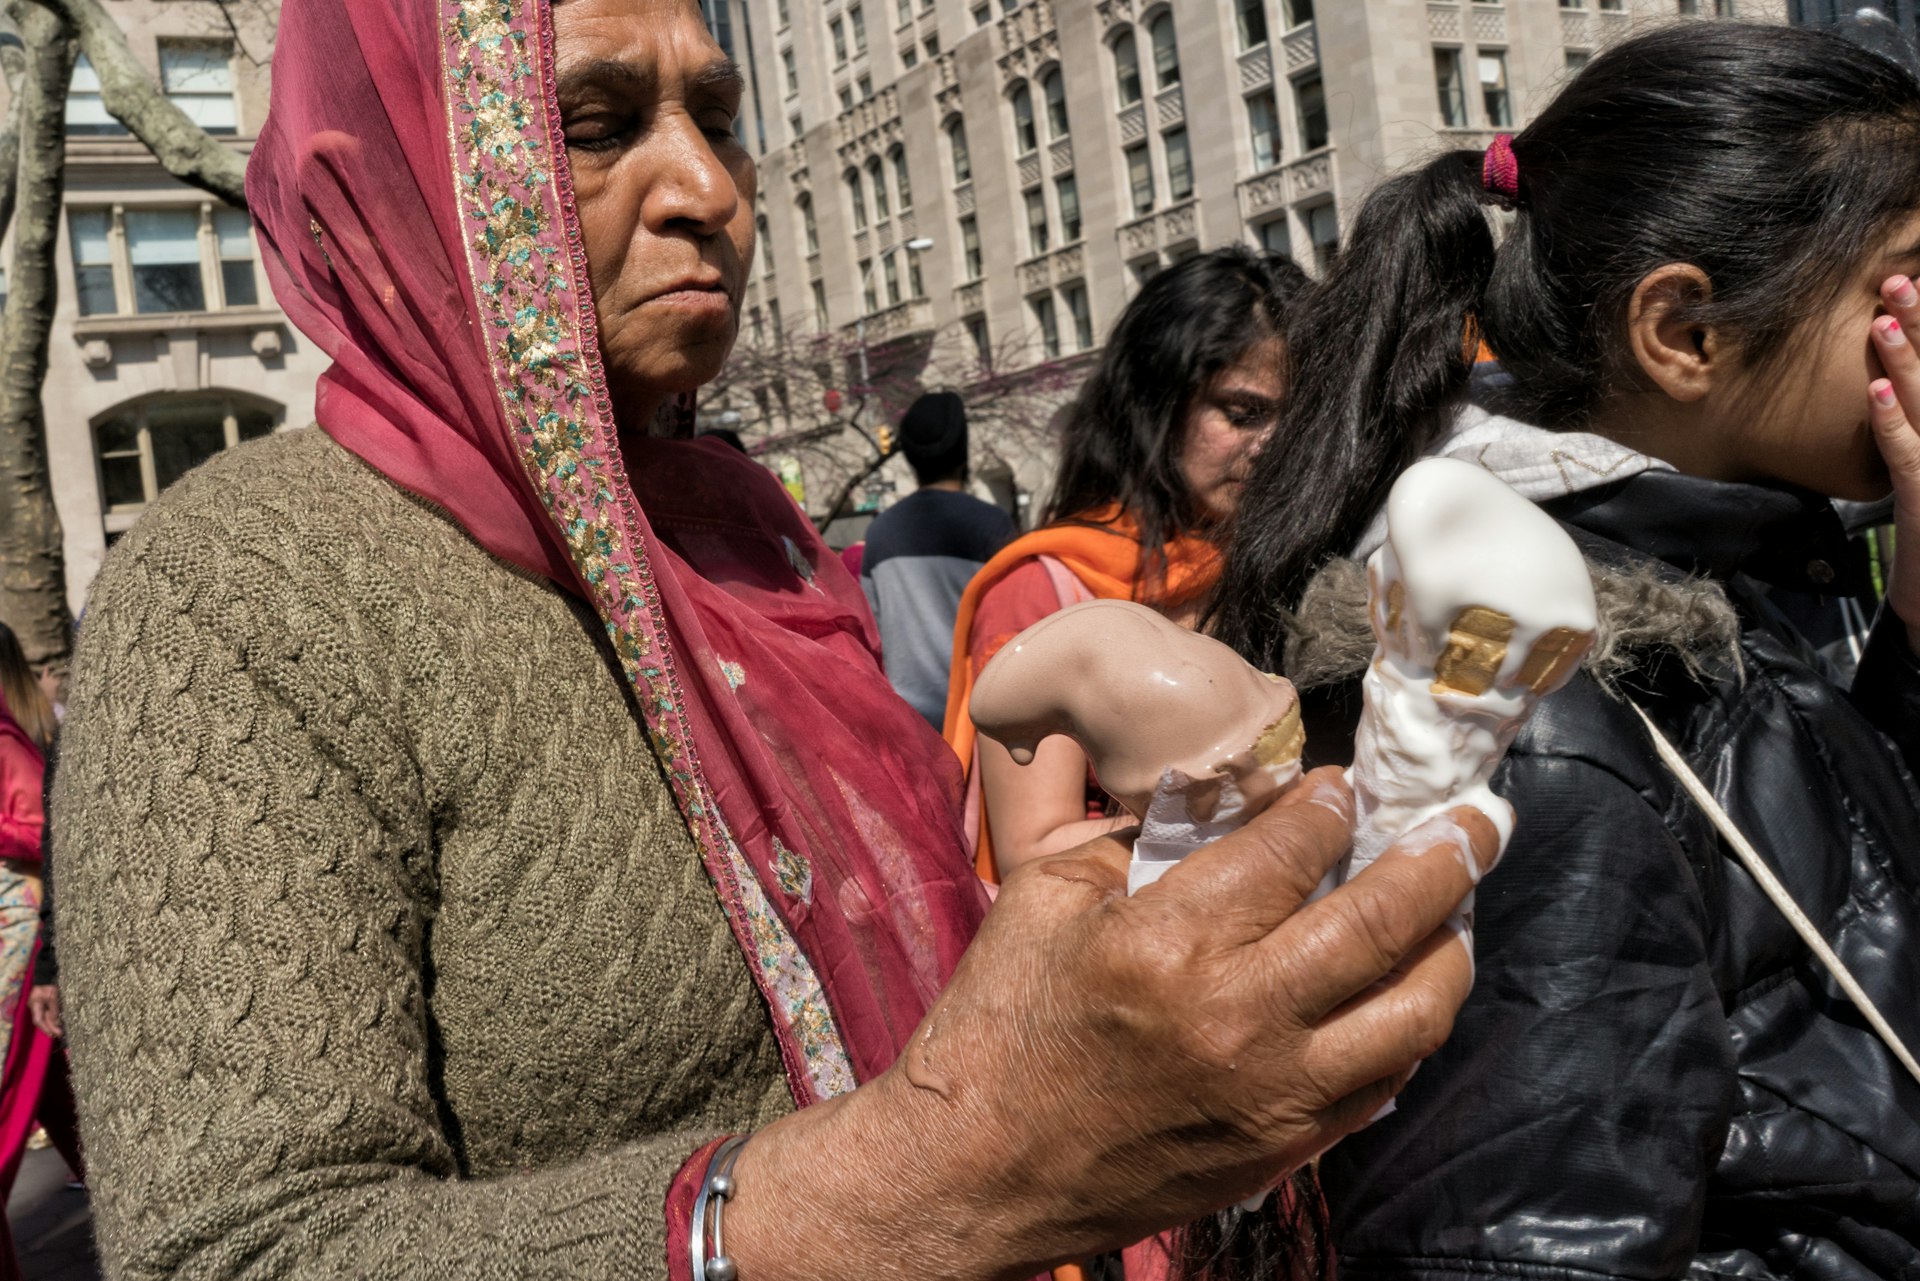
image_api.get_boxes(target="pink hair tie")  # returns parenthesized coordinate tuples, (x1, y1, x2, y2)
(1482, 133, 1520, 203)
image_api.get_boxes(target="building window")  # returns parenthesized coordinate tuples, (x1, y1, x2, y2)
(1435, 48, 1467, 127)
(769, 299, 783, 341)
(1238, 0, 1269, 49)
(902, 44, 918, 68)
(1599, 0, 1623, 7)
(847, 169, 867, 230)
(1306, 201, 1338, 273)
(869, 157, 890, 220)
(897, 0, 912, 26)
(1149, 13, 1180, 89)
(783, 47, 799, 94)
(1043, 69, 1069, 139)
(789, 110, 803, 138)
(860, 256, 878, 311)
(66, 54, 126, 136)
(95, 394, 279, 516)
(1677, 0, 1699, 10)
(858, 73, 874, 100)
(1056, 173, 1081, 241)
(1012, 83, 1038, 154)
(882, 251, 902, 305)
(1283, 0, 1314, 24)
(1560, 0, 1582, 6)
(908, 248, 926, 298)
(960, 214, 983, 279)
(1131, 257, 1161, 288)
(1296, 72, 1328, 150)
(1025, 187, 1050, 256)
(127, 209, 207, 313)
(799, 193, 819, 254)
(69, 211, 117, 316)
(1248, 89, 1280, 169)
(812, 278, 830, 328)
(947, 118, 972, 183)
(159, 41, 237, 135)
(779, 0, 791, 27)
(1164, 126, 1192, 200)
(973, 2, 990, 25)
(1063, 281, 1093, 350)
(851, 3, 867, 51)
(755, 212, 773, 278)
(1565, 48, 1591, 71)
(1114, 31, 1143, 107)
(1479, 51, 1512, 127)
(966, 313, 991, 368)
(891, 146, 913, 210)
(838, 85, 854, 110)
(924, 33, 940, 57)
(1031, 294, 1061, 359)
(215, 208, 257, 306)
(1126, 143, 1154, 215)
(831, 16, 848, 63)
(1255, 216, 1291, 256)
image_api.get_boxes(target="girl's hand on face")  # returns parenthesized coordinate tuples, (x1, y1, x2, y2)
(1869, 276, 1920, 653)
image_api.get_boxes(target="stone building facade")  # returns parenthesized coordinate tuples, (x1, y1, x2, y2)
(720, 0, 1785, 509)
(33, 1, 319, 613)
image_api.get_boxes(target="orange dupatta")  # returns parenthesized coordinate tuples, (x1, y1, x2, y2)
(941, 506, 1224, 882)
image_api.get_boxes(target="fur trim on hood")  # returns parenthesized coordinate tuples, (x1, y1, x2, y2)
(1283, 555, 1744, 698)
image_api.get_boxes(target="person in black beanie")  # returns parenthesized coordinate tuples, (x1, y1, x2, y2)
(859, 392, 1014, 726)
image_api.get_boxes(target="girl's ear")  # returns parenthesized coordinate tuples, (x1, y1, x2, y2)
(1626, 263, 1721, 403)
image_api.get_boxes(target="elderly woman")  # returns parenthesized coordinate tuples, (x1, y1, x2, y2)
(51, 2, 1493, 1278)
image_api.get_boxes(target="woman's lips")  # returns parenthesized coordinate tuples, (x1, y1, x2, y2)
(645, 286, 732, 318)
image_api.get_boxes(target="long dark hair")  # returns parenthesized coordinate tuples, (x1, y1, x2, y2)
(0, 622, 54, 751)
(1045, 246, 1308, 597)
(1212, 22, 1920, 670)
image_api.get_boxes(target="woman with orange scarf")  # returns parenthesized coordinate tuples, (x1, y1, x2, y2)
(945, 248, 1308, 884)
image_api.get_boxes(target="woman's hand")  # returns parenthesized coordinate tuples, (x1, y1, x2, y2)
(726, 768, 1493, 1281)
(1870, 277, 1920, 654)
(27, 984, 60, 1039)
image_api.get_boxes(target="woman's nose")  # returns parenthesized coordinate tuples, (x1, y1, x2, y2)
(640, 115, 738, 237)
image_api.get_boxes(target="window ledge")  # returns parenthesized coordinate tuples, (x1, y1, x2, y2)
(74, 308, 284, 338)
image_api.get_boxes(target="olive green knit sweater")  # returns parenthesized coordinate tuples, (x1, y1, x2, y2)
(52, 428, 794, 1280)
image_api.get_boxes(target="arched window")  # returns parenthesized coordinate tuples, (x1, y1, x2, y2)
(798, 192, 819, 255)
(1042, 68, 1069, 140)
(947, 117, 972, 183)
(1149, 13, 1180, 89)
(95, 392, 281, 520)
(890, 145, 913, 211)
(1113, 31, 1142, 107)
(1011, 82, 1037, 155)
(868, 156, 890, 220)
(846, 168, 867, 230)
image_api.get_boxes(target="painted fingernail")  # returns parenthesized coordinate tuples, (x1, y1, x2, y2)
(1874, 380, 1898, 407)
(1892, 277, 1919, 308)
(1877, 316, 1906, 345)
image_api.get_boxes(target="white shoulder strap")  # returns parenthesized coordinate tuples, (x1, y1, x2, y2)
(1629, 700, 1920, 1088)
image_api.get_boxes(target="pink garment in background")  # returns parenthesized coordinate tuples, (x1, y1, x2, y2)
(246, 0, 986, 1167)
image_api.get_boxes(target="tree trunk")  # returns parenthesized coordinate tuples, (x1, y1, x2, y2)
(0, 27, 29, 249)
(38, 0, 246, 207)
(0, 0, 75, 664)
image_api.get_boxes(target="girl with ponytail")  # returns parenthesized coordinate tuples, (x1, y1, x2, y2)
(1212, 21, 1920, 1280)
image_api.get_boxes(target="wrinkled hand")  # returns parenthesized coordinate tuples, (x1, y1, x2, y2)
(729, 768, 1496, 1281)
(27, 985, 61, 1040)
(1870, 276, 1920, 653)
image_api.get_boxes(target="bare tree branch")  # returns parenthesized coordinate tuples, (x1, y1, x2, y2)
(36, 0, 247, 206)
(0, 17, 31, 249)
(0, 0, 74, 663)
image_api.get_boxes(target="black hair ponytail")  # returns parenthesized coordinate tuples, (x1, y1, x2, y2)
(1209, 150, 1495, 670)
(1212, 22, 1920, 675)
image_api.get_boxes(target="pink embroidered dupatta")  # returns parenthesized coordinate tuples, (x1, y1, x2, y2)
(246, 0, 986, 1105)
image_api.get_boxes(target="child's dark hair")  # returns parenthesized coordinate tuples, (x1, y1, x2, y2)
(1044, 246, 1309, 598)
(1211, 22, 1920, 669)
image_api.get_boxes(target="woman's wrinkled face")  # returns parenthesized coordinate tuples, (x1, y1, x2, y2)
(1177, 335, 1288, 527)
(552, 0, 756, 421)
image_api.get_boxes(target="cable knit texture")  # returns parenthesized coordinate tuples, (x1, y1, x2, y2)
(52, 427, 794, 1280)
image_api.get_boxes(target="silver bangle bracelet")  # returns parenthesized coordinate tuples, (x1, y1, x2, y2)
(690, 1135, 749, 1281)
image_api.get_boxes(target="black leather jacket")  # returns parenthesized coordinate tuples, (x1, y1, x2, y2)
(1314, 471, 1920, 1280)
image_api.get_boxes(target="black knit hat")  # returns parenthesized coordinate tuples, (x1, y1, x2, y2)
(899, 391, 968, 483)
